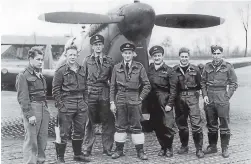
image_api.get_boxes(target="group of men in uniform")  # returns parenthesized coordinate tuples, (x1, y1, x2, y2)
(16, 33, 238, 164)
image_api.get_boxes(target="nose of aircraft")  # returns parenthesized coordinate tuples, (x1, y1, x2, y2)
(117, 1, 155, 41)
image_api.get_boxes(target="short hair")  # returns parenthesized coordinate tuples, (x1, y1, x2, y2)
(65, 44, 78, 52)
(28, 46, 44, 59)
(179, 47, 190, 56)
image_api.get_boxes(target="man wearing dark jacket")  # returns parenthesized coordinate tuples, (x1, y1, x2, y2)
(147, 45, 175, 157)
(167, 47, 204, 158)
(52, 42, 90, 163)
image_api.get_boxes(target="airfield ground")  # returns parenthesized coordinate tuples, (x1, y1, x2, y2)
(1, 65, 251, 164)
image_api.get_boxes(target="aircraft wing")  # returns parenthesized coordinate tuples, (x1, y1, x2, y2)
(2, 57, 251, 96)
(1, 35, 67, 46)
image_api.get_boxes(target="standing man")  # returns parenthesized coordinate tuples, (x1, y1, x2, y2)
(202, 45, 238, 158)
(147, 45, 175, 157)
(167, 47, 204, 158)
(52, 43, 90, 163)
(110, 43, 151, 160)
(16, 47, 50, 164)
(83, 34, 115, 156)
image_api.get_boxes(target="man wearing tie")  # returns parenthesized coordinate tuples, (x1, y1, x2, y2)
(110, 43, 151, 160)
(83, 34, 115, 156)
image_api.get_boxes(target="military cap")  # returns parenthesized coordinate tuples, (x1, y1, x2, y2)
(211, 45, 223, 53)
(149, 45, 164, 56)
(90, 34, 104, 45)
(179, 47, 190, 55)
(120, 43, 136, 52)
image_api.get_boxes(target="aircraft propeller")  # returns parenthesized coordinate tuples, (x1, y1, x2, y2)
(38, 12, 124, 24)
(38, 2, 225, 29)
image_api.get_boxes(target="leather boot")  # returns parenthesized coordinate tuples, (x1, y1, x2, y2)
(204, 132, 218, 154)
(135, 144, 148, 160)
(158, 148, 166, 156)
(112, 142, 124, 159)
(193, 132, 204, 158)
(165, 136, 174, 157)
(166, 148, 173, 158)
(72, 139, 91, 162)
(178, 130, 189, 154)
(54, 142, 66, 164)
(221, 133, 230, 158)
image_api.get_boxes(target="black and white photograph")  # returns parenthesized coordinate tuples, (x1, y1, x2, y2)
(1, 0, 251, 163)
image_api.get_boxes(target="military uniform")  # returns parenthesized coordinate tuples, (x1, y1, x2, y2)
(201, 45, 238, 158)
(168, 49, 204, 157)
(82, 34, 115, 156)
(110, 43, 151, 160)
(147, 46, 175, 156)
(16, 65, 50, 164)
(52, 63, 90, 162)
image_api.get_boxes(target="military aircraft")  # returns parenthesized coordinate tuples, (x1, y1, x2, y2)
(2, 0, 251, 132)
(2, 0, 250, 94)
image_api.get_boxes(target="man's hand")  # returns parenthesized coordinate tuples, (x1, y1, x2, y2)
(165, 105, 172, 112)
(204, 96, 210, 104)
(110, 102, 117, 114)
(28, 116, 36, 126)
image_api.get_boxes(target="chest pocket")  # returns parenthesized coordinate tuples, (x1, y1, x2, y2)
(204, 68, 214, 81)
(26, 76, 43, 92)
(216, 68, 228, 81)
(185, 71, 197, 87)
(78, 70, 86, 90)
(87, 60, 99, 79)
(116, 69, 126, 84)
(130, 68, 140, 82)
(63, 71, 76, 86)
(157, 72, 168, 86)
(100, 62, 111, 79)
(127, 68, 140, 89)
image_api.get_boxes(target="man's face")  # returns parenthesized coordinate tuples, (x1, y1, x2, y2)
(65, 49, 78, 64)
(179, 52, 190, 65)
(92, 42, 104, 53)
(122, 50, 134, 62)
(30, 54, 44, 69)
(153, 52, 164, 65)
(212, 49, 223, 63)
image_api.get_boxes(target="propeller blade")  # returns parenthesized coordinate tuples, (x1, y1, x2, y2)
(155, 14, 225, 28)
(38, 12, 124, 24)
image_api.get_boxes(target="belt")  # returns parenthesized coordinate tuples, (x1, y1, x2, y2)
(62, 90, 84, 96)
(30, 96, 46, 102)
(87, 82, 109, 87)
(207, 86, 227, 91)
(180, 91, 197, 96)
(117, 86, 138, 92)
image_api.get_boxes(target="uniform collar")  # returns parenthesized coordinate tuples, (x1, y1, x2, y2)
(65, 62, 81, 71)
(26, 64, 41, 74)
(124, 60, 132, 68)
(209, 60, 227, 69)
(176, 64, 195, 74)
(154, 62, 165, 70)
(119, 60, 138, 69)
(91, 53, 107, 61)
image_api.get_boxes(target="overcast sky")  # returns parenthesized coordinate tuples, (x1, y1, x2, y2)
(1, 0, 250, 50)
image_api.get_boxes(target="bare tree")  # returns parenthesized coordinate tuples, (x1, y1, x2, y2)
(161, 36, 172, 58)
(161, 36, 172, 48)
(239, 4, 250, 57)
